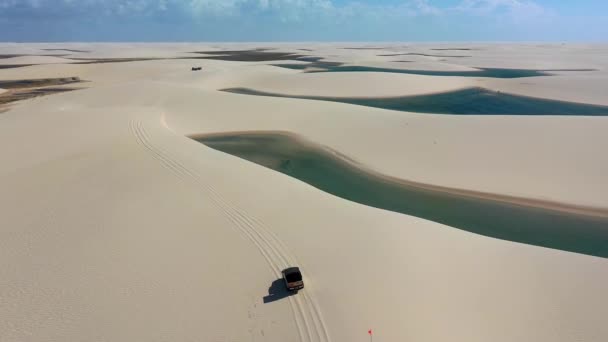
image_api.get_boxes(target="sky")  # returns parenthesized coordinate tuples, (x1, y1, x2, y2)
(0, 0, 606, 42)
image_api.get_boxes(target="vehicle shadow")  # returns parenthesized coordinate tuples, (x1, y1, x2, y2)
(263, 278, 295, 304)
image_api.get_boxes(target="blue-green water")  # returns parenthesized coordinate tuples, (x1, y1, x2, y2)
(273, 63, 595, 78)
(195, 133, 608, 259)
(222, 87, 608, 116)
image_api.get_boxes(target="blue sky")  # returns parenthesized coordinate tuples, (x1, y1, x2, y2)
(0, 0, 606, 42)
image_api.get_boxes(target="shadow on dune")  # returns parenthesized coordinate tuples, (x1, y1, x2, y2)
(263, 278, 294, 304)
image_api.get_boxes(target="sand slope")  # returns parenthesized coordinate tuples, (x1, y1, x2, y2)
(1, 43, 608, 342)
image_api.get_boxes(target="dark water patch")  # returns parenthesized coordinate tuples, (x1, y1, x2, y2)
(0, 87, 81, 105)
(378, 53, 471, 58)
(295, 56, 325, 62)
(193, 49, 269, 55)
(274, 61, 343, 71)
(67, 54, 305, 65)
(270, 63, 311, 70)
(42, 48, 90, 53)
(0, 77, 82, 89)
(191, 49, 304, 62)
(195, 132, 608, 259)
(364, 67, 546, 77)
(71, 56, 224, 64)
(431, 48, 476, 51)
(222, 87, 608, 116)
(343, 47, 392, 50)
(70, 57, 165, 64)
(199, 52, 302, 62)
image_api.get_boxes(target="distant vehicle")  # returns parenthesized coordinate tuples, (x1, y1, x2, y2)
(191, 67, 202, 71)
(282, 267, 304, 293)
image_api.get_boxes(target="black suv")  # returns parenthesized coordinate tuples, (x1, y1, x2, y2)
(282, 267, 304, 293)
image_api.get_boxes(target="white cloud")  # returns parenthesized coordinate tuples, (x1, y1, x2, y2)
(187, 0, 244, 16)
(327, 0, 442, 23)
(412, 0, 442, 15)
(186, 0, 333, 19)
(456, 0, 548, 17)
(0, 0, 443, 17)
(0, 0, 170, 13)
(0, 0, 550, 23)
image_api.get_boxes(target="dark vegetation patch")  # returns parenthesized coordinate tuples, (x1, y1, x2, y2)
(0, 87, 81, 105)
(0, 77, 82, 89)
(0, 54, 69, 59)
(0, 54, 24, 59)
(0, 64, 33, 69)
(0, 76, 86, 106)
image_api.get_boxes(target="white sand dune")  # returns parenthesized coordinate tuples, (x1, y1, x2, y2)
(218, 71, 475, 97)
(482, 75, 608, 106)
(1, 43, 608, 342)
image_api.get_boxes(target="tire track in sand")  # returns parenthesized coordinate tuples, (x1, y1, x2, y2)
(129, 119, 331, 342)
